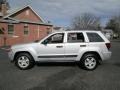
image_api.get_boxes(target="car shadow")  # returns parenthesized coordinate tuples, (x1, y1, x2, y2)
(113, 62, 120, 67)
(36, 62, 77, 67)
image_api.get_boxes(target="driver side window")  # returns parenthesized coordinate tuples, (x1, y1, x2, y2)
(43, 33, 64, 44)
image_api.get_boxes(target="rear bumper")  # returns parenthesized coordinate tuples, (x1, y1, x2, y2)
(102, 51, 112, 60)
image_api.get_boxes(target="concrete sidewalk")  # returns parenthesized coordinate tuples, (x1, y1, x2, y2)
(0, 46, 11, 51)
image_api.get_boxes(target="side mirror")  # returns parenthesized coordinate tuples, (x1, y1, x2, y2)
(42, 40, 48, 45)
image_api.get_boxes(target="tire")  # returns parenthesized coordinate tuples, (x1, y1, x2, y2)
(15, 53, 35, 70)
(80, 54, 98, 70)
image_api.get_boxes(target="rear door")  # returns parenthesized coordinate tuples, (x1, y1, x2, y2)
(64, 32, 88, 61)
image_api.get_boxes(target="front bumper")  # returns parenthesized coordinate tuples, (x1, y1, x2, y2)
(8, 50, 15, 62)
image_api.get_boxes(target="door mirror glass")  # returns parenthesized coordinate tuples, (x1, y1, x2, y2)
(42, 39, 48, 45)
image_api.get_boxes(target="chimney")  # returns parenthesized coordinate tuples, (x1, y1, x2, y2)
(1, 3, 7, 16)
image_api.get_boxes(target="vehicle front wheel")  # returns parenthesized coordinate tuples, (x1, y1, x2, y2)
(15, 53, 35, 70)
(80, 54, 98, 70)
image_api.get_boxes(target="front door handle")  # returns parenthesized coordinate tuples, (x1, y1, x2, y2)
(80, 45, 86, 47)
(56, 46, 63, 48)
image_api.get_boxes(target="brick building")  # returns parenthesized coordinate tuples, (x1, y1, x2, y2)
(0, 3, 53, 46)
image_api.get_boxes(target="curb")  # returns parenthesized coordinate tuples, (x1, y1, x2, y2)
(111, 40, 120, 42)
(0, 47, 11, 51)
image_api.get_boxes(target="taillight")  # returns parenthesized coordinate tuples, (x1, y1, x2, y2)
(105, 43, 111, 50)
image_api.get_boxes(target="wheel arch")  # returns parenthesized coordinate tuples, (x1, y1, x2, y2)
(13, 51, 35, 62)
(80, 51, 102, 64)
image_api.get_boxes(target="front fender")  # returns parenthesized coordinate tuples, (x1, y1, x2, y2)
(13, 47, 38, 61)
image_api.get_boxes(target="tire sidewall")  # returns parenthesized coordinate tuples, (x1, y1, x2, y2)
(81, 54, 98, 70)
(15, 53, 34, 70)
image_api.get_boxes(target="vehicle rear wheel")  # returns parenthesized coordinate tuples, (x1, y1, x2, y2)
(15, 53, 35, 70)
(80, 54, 98, 70)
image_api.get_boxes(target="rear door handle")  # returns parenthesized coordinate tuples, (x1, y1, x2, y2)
(56, 46, 63, 48)
(80, 45, 86, 47)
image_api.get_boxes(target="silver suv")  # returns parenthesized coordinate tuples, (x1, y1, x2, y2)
(8, 30, 112, 70)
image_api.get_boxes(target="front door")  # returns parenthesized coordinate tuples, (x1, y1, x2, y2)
(38, 33, 65, 61)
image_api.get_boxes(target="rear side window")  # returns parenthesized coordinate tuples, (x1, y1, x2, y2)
(87, 33, 104, 42)
(67, 33, 84, 43)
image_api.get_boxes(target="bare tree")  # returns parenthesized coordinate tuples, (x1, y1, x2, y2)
(106, 15, 120, 33)
(71, 13, 101, 30)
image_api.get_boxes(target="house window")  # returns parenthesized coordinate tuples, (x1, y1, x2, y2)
(24, 24, 29, 35)
(8, 24, 14, 35)
(47, 30, 50, 34)
(47, 28, 51, 35)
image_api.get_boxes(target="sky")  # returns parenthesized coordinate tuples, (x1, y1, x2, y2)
(8, 0, 120, 27)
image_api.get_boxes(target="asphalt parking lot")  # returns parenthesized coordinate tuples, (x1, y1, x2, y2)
(0, 41, 120, 90)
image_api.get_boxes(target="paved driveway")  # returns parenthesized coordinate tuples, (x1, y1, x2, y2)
(0, 42, 120, 90)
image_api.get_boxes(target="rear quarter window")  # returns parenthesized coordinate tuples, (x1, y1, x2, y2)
(87, 33, 104, 42)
